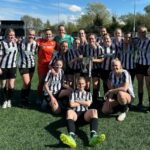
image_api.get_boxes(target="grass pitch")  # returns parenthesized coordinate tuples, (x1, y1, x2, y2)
(0, 71, 150, 150)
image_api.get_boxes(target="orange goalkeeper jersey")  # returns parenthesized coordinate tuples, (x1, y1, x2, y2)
(37, 38, 56, 65)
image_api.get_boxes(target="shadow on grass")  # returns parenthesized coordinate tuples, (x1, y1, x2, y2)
(129, 104, 148, 113)
(13, 89, 40, 110)
(44, 118, 68, 148)
(0, 89, 48, 113)
(45, 117, 92, 148)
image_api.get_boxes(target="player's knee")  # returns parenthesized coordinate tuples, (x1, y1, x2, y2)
(117, 92, 127, 105)
(117, 91, 124, 99)
(102, 104, 111, 114)
(67, 110, 75, 119)
(90, 109, 98, 118)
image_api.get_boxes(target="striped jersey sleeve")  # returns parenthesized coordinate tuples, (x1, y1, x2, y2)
(49, 52, 60, 67)
(49, 50, 71, 72)
(69, 48, 82, 70)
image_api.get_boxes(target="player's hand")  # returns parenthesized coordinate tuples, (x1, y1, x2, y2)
(104, 90, 113, 98)
(78, 55, 83, 61)
(75, 100, 79, 103)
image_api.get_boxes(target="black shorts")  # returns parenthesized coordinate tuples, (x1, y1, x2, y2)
(1, 68, 17, 79)
(64, 67, 75, 75)
(80, 69, 101, 78)
(44, 92, 69, 110)
(44, 93, 59, 102)
(100, 69, 111, 81)
(75, 111, 88, 125)
(127, 69, 136, 76)
(19, 67, 35, 75)
(92, 69, 101, 77)
(136, 64, 149, 76)
(71, 69, 80, 74)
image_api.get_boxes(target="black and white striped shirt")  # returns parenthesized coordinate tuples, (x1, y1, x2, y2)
(44, 69, 64, 95)
(120, 42, 136, 70)
(109, 69, 135, 98)
(136, 37, 150, 65)
(69, 48, 82, 71)
(70, 89, 92, 112)
(49, 49, 76, 72)
(101, 44, 119, 70)
(0, 40, 18, 68)
(97, 36, 104, 46)
(111, 37, 124, 49)
(18, 39, 37, 68)
(81, 44, 104, 70)
(66, 48, 81, 70)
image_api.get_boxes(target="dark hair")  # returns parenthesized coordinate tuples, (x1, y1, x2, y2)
(74, 37, 80, 41)
(60, 40, 68, 46)
(88, 33, 97, 39)
(99, 26, 107, 30)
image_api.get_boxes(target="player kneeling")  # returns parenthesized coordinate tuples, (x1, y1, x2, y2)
(102, 58, 135, 121)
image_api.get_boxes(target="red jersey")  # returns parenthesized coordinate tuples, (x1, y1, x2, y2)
(37, 38, 56, 65)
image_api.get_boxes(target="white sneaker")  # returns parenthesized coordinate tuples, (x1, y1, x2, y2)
(2, 101, 8, 109)
(7, 100, 12, 108)
(117, 112, 126, 122)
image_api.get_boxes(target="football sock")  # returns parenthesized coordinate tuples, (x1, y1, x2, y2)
(8, 88, 14, 100)
(138, 92, 143, 105)
(90, 118, 98, 137)
(67, 119, 76, 134)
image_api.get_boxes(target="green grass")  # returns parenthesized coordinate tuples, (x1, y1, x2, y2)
(0, 71, 150, 150)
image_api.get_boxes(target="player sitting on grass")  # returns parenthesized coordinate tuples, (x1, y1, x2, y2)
(43, 59, 72, 114)
(60, 77, 106, 148)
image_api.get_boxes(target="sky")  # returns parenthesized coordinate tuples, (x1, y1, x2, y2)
(0, 0, 149, 24)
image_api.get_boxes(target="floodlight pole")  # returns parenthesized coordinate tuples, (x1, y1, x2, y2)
(133, 0, 136, 36)
(58, 0, 60, 24)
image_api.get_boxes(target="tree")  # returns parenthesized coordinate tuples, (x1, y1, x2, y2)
(86, 2, 110, 25)
(109, 16, 121, 33)
(144, 4, 150, 14)
(77, 2, 111, 30)
(21, 15, 34, 29)
(33, 18, 43, 32)
(44, 20, 51, 29)
(120, 12, 150, 32)
(21, 15, 44, 35)
(65, 22, 77, 34)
